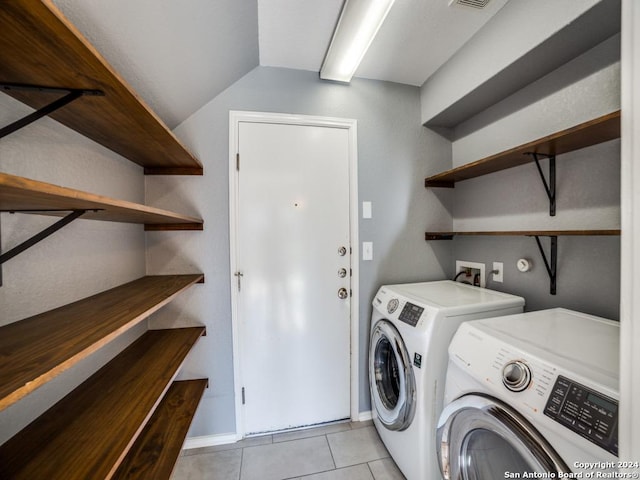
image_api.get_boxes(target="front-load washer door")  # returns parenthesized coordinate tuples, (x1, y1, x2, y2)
(437, 394, 570, 480)
(369, 319, 416, 431)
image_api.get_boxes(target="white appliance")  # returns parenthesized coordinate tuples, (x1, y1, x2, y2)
(369, 280, 524, 480)
(437, 308, 619, 479)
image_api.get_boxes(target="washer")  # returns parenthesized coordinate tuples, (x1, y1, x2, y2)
(369, 280, 524, 480)
(437, 308, 619, 479)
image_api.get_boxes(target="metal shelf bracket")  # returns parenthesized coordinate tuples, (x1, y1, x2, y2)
(0, 209, 90, 286)
(526, 152, 556, 216)
(0, 83, 104, 140)
(532, 235, 558, 295)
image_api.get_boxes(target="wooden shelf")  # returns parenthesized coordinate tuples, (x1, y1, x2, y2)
(425, 229, 620, 295)
(425, 111, 621, 188)
(113, 379, 208, 480)
(0, 274, 204, 412)
(425, 230, 621, 240)
(0, 1, 202, 175)
(0, 172, 203, 229)
(0, 327, 205, 480)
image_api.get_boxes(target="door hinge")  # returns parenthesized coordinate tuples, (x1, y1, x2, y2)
(234, 271, 243, 291)
(242, 387, 246, 405)
(236, 153, 240, 171)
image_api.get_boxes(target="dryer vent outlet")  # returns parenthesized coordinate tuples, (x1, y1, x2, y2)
(455, 260, 486, 287)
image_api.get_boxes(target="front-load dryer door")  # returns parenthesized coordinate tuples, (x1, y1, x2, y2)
(369, 319, 416, 431)
(437, 394, 570, 480)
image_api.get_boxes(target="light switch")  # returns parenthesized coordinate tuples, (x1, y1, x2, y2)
(363, 242, 373, 261)
(362, 201, 372, 219)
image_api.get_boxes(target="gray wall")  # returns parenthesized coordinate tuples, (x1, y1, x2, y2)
(0, 93, 147, 444)
(440, 34, 621, 320)
(145, 66, 453, 437)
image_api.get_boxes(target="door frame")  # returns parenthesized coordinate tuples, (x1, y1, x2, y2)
(620, 0, 640, 460)
(228, 110, 360, 438)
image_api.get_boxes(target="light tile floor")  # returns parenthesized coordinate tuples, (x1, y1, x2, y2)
(171, 421, 406, 480)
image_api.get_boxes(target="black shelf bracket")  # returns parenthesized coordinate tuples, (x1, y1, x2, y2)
(0, 209, 91, 286)
(532, 235, 558, 295)
(0, 83, 104, 140)
(526, 152, 556, 216)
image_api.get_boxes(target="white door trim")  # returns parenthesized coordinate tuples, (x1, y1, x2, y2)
(228, 110, 359, 438)
(620, 0, 640, 461)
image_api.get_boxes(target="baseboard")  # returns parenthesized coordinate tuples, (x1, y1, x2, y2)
(184, 412, 373, 449)
(183, 432, 240, 450)
(358, 410, 373, 422)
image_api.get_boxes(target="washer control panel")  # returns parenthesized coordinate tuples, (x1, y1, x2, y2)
(398, 302, 424, 327)
(544, 375, 618, 455)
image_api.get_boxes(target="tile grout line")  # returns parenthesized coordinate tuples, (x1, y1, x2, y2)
(238, 442, 245, 480)
(323, 433, 338, 472)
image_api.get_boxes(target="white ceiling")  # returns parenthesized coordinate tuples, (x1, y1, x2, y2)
(259, 0, 510, 86)
(50, 0, 510, 128)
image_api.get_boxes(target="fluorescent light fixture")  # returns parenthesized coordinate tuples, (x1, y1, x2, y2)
(320, 0, 396, 83)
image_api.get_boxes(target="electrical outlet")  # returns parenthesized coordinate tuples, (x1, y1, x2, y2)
(455, 260, 485, 287)
(492, 262, 504, 283)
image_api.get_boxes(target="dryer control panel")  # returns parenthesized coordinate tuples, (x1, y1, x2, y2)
(544, 375, 618, 456)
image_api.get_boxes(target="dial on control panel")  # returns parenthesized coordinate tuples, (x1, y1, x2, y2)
(387, 298, 399, 314)
(502, 360, 532, 392)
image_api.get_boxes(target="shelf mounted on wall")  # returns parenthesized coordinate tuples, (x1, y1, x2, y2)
(424, 230, 621, 295)
(424, 111, 620, 189)
(0, 172, 204, 286)
(0, 83, 104, 140)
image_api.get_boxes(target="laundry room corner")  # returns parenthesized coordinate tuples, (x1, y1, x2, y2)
(143, 66, 454, 440)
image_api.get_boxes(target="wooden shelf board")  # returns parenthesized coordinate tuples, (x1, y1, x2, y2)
(0, 1, 202, 175)
(425, 230, 621, 240)
(0, 274, 204, 412)
(425, 111, 621, 187)
(112, 379, 208, 480)
(0, 327, 205, 480)
(0, 172, 203, 228)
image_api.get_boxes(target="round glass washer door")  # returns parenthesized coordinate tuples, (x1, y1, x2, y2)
(437, 394, 570, 480)
(369, 319, 416, 431)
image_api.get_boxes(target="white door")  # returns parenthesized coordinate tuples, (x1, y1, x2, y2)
(234, 118, 352, 435)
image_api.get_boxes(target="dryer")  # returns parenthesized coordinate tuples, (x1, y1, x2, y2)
(369, 281, 524, 480)
(437, 308, 619, 479)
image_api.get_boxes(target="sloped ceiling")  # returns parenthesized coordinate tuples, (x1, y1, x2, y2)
(50, 0, 510, 128)
(52, 0, 260, 129)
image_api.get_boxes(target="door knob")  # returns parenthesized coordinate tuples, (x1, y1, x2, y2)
(338, 246, 347, 256)
(338, 288, 349, 299)
(338, 268, 347, 278)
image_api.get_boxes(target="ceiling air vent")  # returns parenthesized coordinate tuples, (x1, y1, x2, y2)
(449, 0, 492, 9)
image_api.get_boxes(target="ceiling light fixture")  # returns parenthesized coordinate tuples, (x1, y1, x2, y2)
(320, 0, 396, 83)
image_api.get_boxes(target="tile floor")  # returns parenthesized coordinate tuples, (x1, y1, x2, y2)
(171, 421, 406, 480)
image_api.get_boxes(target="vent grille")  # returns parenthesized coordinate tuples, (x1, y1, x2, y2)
(449, 0, 491, 9)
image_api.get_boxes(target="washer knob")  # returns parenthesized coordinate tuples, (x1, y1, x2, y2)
(502, 360, 531, 392)
(387, 298, 399, 314)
